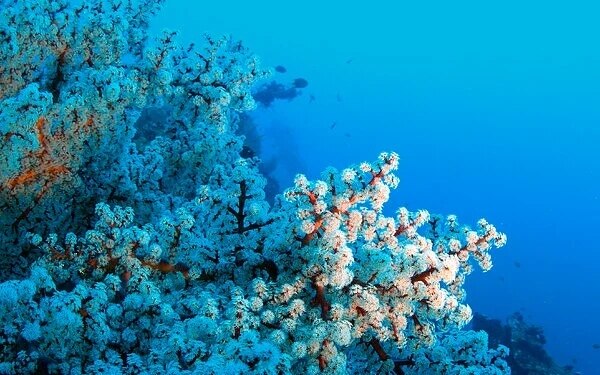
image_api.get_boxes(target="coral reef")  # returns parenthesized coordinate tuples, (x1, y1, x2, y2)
(472, 312, 576, 375)
(0, 1, 510, 373)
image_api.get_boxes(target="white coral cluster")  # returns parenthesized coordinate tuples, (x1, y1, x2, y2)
(238, 152, 509, 373)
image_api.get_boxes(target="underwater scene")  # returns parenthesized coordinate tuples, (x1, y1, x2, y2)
(0, 0, 598, 374)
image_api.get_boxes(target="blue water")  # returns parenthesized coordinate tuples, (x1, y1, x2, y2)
(154, 1, 600, 373)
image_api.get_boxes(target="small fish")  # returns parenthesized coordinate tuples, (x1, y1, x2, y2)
(309, 94, 316, 102)
(592, 343, 600, 349)
(346, 58, 353, 64)
(330, 121, 336, 129)
(344, 132, 351, 138)
(292, 78, 308, 88)
(274, 65, 287, 73)
(514, 261, 521, 268)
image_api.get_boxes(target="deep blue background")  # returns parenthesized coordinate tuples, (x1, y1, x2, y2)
(153, 1, 600, 372)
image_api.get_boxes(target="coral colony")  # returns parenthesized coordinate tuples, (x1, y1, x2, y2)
(0, 1, 509, 374)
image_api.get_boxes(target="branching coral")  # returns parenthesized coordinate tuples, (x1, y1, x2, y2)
(254, 152, 508, 373)
(0, 0, 266, 279)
